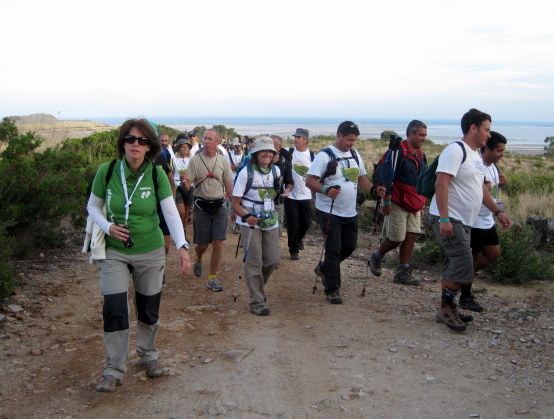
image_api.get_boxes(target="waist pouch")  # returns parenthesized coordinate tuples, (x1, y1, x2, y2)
(194, 197, 225, 215)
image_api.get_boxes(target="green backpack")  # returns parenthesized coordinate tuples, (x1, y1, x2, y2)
(416, 141, 466, 199)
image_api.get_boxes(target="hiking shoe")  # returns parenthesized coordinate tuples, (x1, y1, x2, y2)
(436, 304, 467, 332)
(206, 278, 224, 292)
(95, 375, 122, 392)
(326, 289, 343, 304)
(393, 267, 420, 286)
(368, 252, 382, 277)
(144, 359, 166, 378)
(314, 263, 326, 287)
(460, 295, 485, 312)
(290, 253, 299, 260)
(193, 260, 202, 277)
(250, 303, 270, 316)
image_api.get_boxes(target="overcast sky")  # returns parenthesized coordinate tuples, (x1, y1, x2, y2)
(1, 0, 553, 122)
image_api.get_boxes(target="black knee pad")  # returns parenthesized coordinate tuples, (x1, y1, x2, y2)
(103, 292, 129, 332)
(135, 291, 161, 325)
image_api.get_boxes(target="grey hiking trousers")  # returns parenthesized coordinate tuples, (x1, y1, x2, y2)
(98, 247, 165, 379)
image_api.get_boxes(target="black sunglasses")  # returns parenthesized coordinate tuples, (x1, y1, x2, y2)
(124, 135, 150, 146)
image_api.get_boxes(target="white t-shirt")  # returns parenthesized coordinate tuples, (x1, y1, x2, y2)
(232, 165, 281, 230)
(190, 144, 200, 156)
(226, 150, 243, 173)
(172, 156, 190, 187)
(307, 145, 366, 218)
(289, 148, 313, 200)
(473, 160, 500, 229)
(430, 141, 484, 226)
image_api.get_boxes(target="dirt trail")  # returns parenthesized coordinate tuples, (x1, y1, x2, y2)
(1, 228, 554, 419)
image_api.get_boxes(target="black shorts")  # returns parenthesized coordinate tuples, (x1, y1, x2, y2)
(470, 225, 499, 254)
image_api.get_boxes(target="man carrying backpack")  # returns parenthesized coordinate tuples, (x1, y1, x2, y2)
(430, 109, 511, 332)
(369, 120, 428, 286)
(285, 128, 315, 260)
(306, 121, 385, 304)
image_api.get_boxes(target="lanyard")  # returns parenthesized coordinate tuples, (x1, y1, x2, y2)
(120, 161, 145, 224)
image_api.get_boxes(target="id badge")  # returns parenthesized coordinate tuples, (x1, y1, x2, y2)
(264, 196, 274, 211)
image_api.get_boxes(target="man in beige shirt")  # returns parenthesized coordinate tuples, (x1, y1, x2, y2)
(182, 128, 234, 291)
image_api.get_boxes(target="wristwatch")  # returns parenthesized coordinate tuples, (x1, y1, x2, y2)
(493, 209, 503, 217)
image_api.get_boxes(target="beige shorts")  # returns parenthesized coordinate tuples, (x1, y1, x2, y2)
(387, 202, 421, 242)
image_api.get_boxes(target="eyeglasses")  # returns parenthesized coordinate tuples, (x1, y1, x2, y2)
(202, 137, 217, 142)
(123, 135, 150, 146)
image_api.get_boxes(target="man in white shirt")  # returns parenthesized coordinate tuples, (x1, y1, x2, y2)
(467, 131, 508, 312)
(430, 109, 511, 332)
(306, 121, 385, 304)
(285, 128, 315, 260)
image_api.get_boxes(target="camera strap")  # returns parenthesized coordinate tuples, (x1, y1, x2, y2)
(120, 161, 145, 224)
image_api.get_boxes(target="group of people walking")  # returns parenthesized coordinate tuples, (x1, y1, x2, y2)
(86, 109, 511, 392)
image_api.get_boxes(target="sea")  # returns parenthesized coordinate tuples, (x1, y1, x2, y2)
(93, 116, 554, 155)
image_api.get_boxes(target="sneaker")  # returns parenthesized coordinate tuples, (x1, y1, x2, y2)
(250, 303, 270, 316)
(368, 252, 382, 277)
(314, 263, 326, 287)
(143, 359, 166, 378)
(460, 295, 485, 312)
(95, 375, 123, 392)
(193, 260, 202, 277)
(290, 253, 299, 261)
(393, 267, 420, 286)
(326, 289, 343, 304)
(206, 277, 224, 292)
(436, 304, 467, 332)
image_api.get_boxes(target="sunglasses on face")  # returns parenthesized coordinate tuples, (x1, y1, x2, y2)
(123, 135, 150, 146)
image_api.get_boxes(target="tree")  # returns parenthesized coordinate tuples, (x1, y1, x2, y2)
(544, 136, 554, 157)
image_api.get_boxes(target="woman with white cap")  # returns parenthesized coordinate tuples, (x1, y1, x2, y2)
(231, 136, 282, 315)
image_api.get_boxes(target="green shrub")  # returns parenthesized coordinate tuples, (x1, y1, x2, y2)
(0, 225, 15, 299)
(414, 236, 446, 265)
(485, 225, 554, 284)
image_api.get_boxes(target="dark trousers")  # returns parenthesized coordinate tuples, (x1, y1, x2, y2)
(318, 210, 358, 294)
(284, 198, 312, 254)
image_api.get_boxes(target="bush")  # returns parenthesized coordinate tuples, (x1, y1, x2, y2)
(485, 225, 554, 284)
(0, 225, 15, 299)
(414, 236, 446, 265)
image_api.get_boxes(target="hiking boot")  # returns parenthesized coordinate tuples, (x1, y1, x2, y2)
(326, 289, 343, 304)
(314, 263, 326, 287)
(460, 295, 485, 312)
(250, 303, 270, 316)
(368, 252, 382, 277)
(95, 375, 123, 392)
(290, 253, 299, 261)
(193, 260, 202, 277)
(393, 267, 420, 286)
(436, 304, 467, 332)
(206, 277, 224, 292)
(143, 359, 166, 378)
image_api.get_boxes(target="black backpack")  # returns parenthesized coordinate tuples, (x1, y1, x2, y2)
(320, 147, 360, 183)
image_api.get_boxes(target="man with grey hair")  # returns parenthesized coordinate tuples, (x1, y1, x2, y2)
(182, 128, 234, 291)
(369, 120, 428, 286)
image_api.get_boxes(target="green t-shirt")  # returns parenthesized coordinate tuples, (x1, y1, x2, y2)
(91, 159, 173, 254)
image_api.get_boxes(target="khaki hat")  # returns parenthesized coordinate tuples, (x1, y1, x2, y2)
(250, 136, 277, 155)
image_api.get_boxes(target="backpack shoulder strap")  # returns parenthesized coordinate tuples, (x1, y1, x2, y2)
(243, 162, 255, 195)
(310, 150, 315, 161)
(321, 147, 336, 160)
(271, 164, 280, 191)
(105, 159, 117, 186)
(350, 149, 360, 166)
(455, 141, 467, 163)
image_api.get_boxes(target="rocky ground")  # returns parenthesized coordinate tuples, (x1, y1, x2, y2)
(1, 227, 553, 419)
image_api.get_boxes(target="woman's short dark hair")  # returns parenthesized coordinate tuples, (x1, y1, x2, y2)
(117, 118, 161, 160)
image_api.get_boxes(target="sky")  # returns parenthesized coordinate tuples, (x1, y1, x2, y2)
(1, 0, 553, 122)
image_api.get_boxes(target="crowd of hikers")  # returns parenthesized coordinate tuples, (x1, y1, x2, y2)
(85, 109, 511, 392)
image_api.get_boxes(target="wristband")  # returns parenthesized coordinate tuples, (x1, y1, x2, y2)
(241, 213, 252, 222)
(320, 186, 329, 195)
(439, 218, 451, 223)
(493, 209, 503, 217)
(383, 201, 391, 205)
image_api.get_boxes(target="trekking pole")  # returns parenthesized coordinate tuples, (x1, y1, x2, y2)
(233, 226, 254, 302)
(313, 185, 341, 294)
(235, 233, 241, 259)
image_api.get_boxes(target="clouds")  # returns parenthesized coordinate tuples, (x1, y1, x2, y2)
(1, 0, 553, 121)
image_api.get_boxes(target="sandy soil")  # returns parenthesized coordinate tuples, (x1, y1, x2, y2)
(1, 227, 553, 419)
